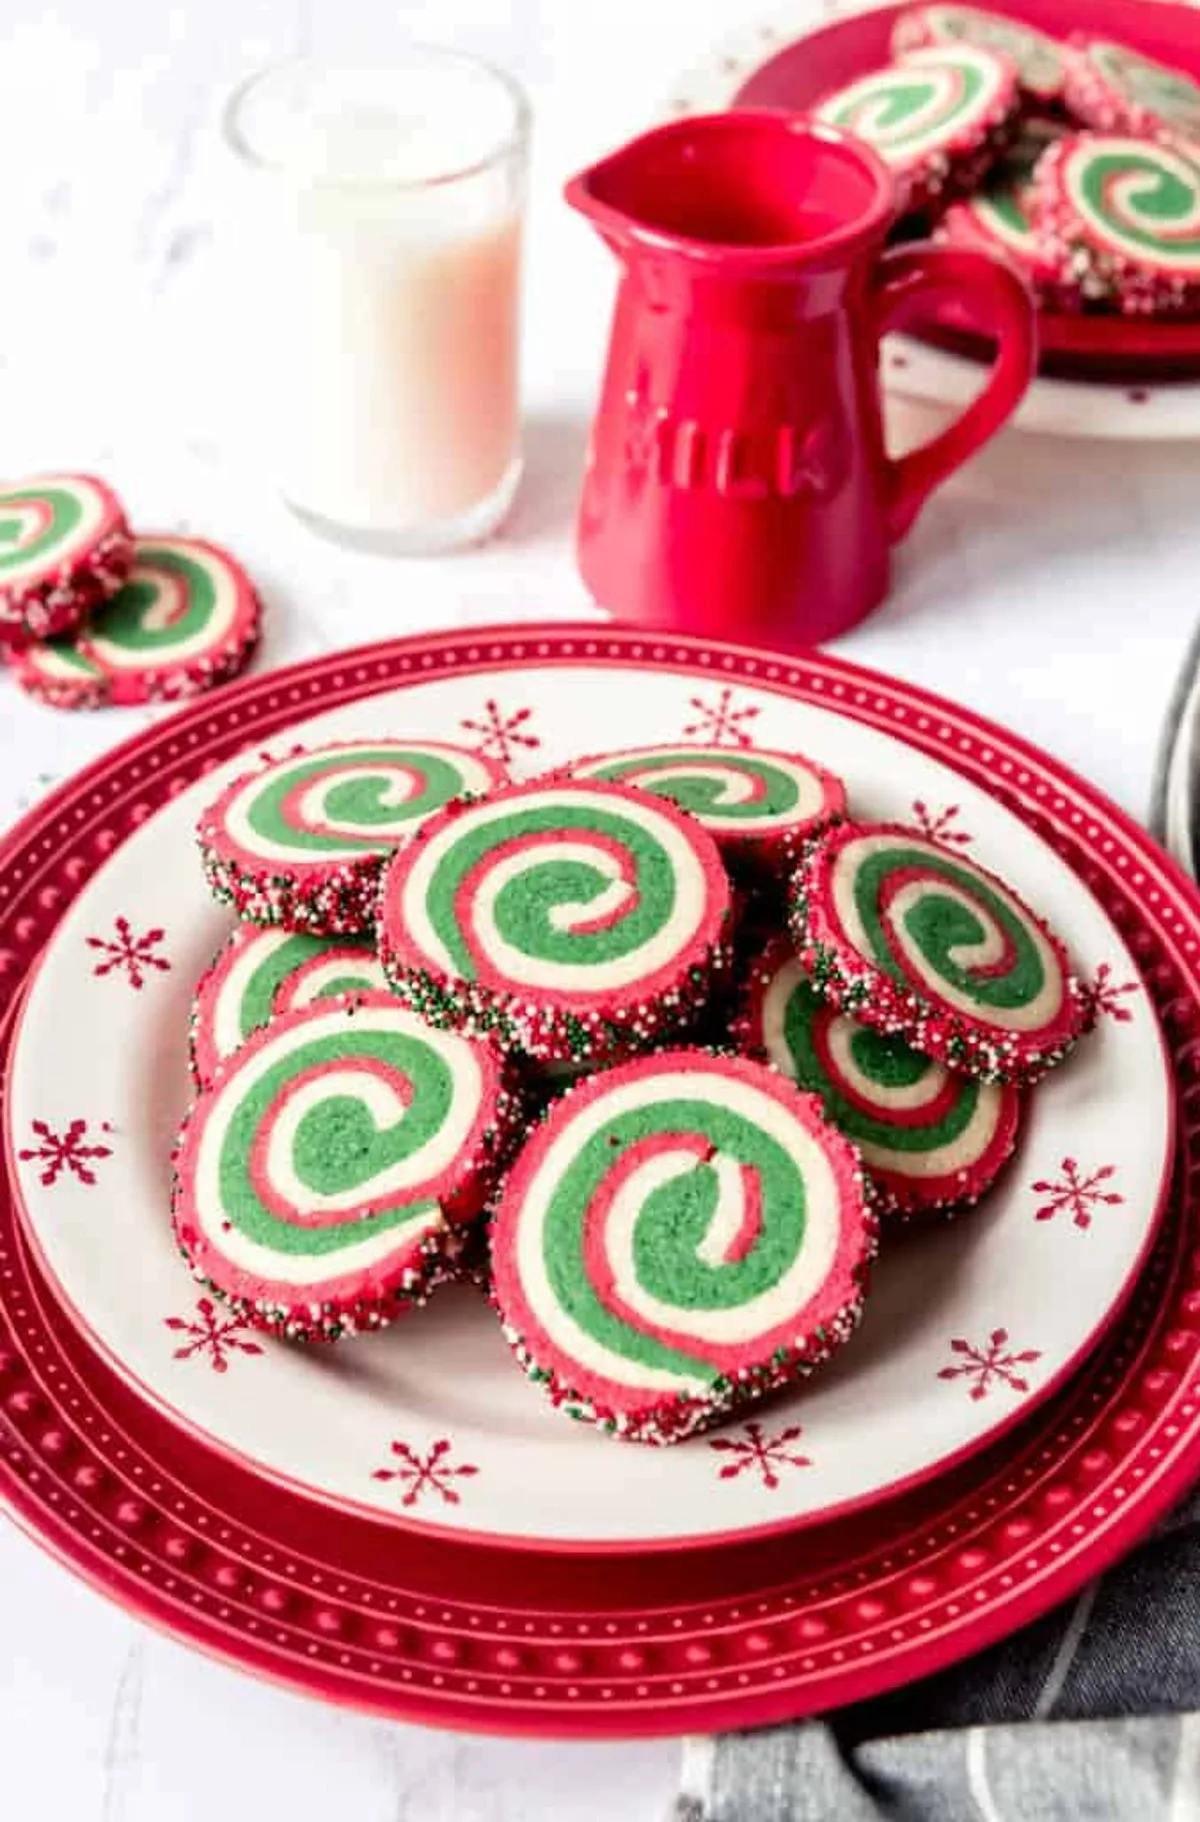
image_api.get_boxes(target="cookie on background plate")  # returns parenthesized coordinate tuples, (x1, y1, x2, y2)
(1064, 38, 1200, 142)
(790, 820, 1088, 1086)
(814, 44, 1021, 213)
(937, 119, 1066, 302)
(171, 994, 519, 1342)
(0, 474, 132, 648)
(489, 1049, 876, 1443)
(1031, 132, 1200, 316)
(189, 924, 391, 1090)
(737, 938, 1021, 1219)
(377, 777, 734, 1063)
(892, 5, 1067, 107)
(567, 743, 845, 879)
(14, 535, 260, 708)
(198, 739, 505, 936)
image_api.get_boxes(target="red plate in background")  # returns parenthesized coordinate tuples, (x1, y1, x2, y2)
(728, 0, 1200, 381)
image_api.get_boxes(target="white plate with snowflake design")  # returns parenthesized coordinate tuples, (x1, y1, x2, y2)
(5, 650, 1172, 1548)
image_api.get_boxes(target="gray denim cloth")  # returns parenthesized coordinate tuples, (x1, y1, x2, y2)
(671, 708, 1200, 1822)
(672, 1481, 1200, 1821)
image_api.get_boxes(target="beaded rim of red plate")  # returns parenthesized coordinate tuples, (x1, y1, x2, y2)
(1, 624, 1199, 1738)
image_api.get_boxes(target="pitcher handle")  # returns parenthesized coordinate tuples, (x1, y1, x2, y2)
(872, 242, 1037, 542)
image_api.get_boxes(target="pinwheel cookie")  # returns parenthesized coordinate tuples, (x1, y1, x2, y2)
(171, 995, 519, 1341)
(199, 739, 505, 935)
(489, 1049, 876, 1442)
(15, 535, 259, 707)
(738, 939, 1021, 1218)
(1031, 132, 1200, 315)
(892, 6, 1066, 106)
(378, 777, 734, 1063)
(0, 473, 132, 648)
(815, 45, 1021, 212)
(568, 743, 845, 878)
(790, 821, 1087, 1085)
(189, 925, 390, 1090)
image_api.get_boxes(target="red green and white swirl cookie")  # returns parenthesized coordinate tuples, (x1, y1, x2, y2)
(567, 744, 845, 876)
(13, 536, 261, 708)
(1064, 39, 1200, 142)
(490, 1050, 875, 1443)
(791, 821, 1086, 1086)
(190, 925, 391, 1090)
(815, 45, 1021, 211)
(199, 739, 505, 936)
(1031, 132, 1200, 315)
(737, 940, 1020, 1218)
(892, 6, 1067, 105)
(0, 474, 132, 647)
(938, 120, 1064, 296)
(378, 779, 734, 1064)
(171, 994, 517, 1341)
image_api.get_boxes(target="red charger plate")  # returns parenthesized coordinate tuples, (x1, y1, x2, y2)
(2, 624, 1200, 1736)
(733, 0, 1200, 382)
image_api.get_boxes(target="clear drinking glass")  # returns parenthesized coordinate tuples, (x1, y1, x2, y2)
(222, 50, 530, 553)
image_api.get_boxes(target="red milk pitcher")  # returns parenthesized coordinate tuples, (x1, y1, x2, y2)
(567, 112, 1036, 650)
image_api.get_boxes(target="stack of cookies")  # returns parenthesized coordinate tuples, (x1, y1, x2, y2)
(815, 7, 1200, 319)
(0, 471, 261, 707)
(172, 733, 1093, 1443)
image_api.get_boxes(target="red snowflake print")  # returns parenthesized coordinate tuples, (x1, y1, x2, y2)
(164, 1296, 263, 1373)
(86, 917, 171, 990)
(681, 687, 760, 748)
(18, 1118, 113, 1187)
(459, 698, 541, 780)
(708, 1419, 811, 1490)
(1032, 1157, 1123, 1231)
(372, 1437, 479, 1508)
(1079, 963, 1139, 1027)
(911, 801, 972, 846)
(938, 1328, 1042, 1401)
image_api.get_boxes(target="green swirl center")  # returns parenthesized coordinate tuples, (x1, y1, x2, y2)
(543, 1098, 807, 1382)
(1080, 152, 1200, 255)
(248, 748, 466, 855)
(586, 752, 802, 823)
(781, 979, 978, 1153)
(853, 846, 1045, 1009)
(217, 1029, 452, 1253)
(0, 486, 83, 571)
(426, 803, 679, 979)
(96, 547, 215, 652)
(829, 62, 982, 149)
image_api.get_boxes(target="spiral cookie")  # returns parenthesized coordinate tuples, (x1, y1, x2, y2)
(892, 6, 1066, 105)
(791, 821, 1086, 1085)
(814, 45, 1021, 212)
(199, 739, 505, 936)
(1064, 39, 1200, 142)
(171, 994, 518, 1341)
(1031, 132, 1200, 315)
(938, 121, 1064, 298)
(568, 744, 845, 877)
(489, 1050, 875, 1442)
(378, 779, 734, 1063)
(14, 535, 261, 708)
(738, 940, 1020, 1218)
(190, 925, 391, 1090)
(0, 474, 132, 647)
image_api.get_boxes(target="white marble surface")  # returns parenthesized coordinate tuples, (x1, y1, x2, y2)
(2, 2, 1200, 1817)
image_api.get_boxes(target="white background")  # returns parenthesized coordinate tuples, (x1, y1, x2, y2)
(1, 2, 1199, 1818)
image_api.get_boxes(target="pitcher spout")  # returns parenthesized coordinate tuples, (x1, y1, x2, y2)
(565, 112, 896, 264)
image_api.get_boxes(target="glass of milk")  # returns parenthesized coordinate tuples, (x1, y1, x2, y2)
(222, 51, 529, 552)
